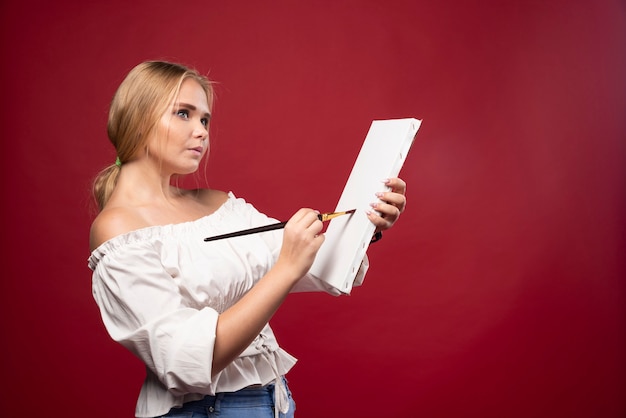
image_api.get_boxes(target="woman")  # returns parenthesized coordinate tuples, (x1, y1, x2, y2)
(88, 60, 407, 418)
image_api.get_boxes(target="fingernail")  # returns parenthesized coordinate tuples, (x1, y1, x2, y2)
(375, 192, 384, 198)
(381, 178, 390, 184)
(370, 202, 378, 208)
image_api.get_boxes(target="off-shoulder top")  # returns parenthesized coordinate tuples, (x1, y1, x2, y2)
(88, 192, 368, 417)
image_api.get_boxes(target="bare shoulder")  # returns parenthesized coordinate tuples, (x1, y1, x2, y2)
(89, 189, 230, 251)
(193, 188, 230, 208)
(89, 206, 149, 252)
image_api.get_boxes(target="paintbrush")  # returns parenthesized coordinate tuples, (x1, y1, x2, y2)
(203, 209, 356, 242)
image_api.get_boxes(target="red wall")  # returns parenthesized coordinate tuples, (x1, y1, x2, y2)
(1, 1, 625, 417)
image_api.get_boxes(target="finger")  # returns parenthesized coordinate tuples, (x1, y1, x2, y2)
(289, 208, 319, 224)
(292, 209, 323, 235)
(375, 191, 407, 213)
(366, 208, 393, 231)
(312, 232, 326, 245)
(307, 216, 324, 236)
(383, 177, 406, 195)
(370, 201, 401, 223)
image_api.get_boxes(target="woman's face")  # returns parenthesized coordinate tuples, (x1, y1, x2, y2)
(146, 78, 211, 175)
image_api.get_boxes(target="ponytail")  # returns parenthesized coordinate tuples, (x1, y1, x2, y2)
(92, 164, 121, 211)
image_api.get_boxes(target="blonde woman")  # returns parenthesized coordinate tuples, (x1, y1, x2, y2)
(88, 60, 407, 418)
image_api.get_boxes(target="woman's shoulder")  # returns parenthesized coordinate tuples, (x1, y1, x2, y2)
(89, 188, 232, 251)
(89, 205, 150, 252)
(191, 188, 230, 207)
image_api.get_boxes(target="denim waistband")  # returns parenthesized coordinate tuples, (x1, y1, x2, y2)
(160, 378, 291, 417)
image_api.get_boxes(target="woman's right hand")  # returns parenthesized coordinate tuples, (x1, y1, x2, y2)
(275, 208, 325, 282)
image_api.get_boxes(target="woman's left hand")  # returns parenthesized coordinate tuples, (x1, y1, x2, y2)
(366, 177, 407, 233)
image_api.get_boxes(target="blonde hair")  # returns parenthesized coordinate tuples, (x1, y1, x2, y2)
(92, 61, 214, 211)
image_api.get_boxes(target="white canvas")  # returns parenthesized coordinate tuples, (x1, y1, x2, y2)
(309, 118, 422, 294)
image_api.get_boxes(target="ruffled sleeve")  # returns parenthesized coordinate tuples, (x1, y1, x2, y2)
(90, 237, 219, 397)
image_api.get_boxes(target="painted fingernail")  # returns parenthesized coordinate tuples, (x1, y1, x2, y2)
(375, 192, 384, 198)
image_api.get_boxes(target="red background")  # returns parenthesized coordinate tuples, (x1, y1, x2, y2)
(1, 1, 625, 417)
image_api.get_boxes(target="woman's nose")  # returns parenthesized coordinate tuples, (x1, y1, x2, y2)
(193, 121, 208, 138)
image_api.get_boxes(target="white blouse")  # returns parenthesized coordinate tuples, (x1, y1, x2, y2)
(88, 192, 368, 417)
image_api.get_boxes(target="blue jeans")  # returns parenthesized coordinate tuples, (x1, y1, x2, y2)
(158, 378, 296, 418)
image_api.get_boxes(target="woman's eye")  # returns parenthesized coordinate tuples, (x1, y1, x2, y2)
(201, 118, 209, 128)
(176, 109, 189, 119)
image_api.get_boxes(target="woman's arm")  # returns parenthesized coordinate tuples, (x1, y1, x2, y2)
(211, 208, 324, 375)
